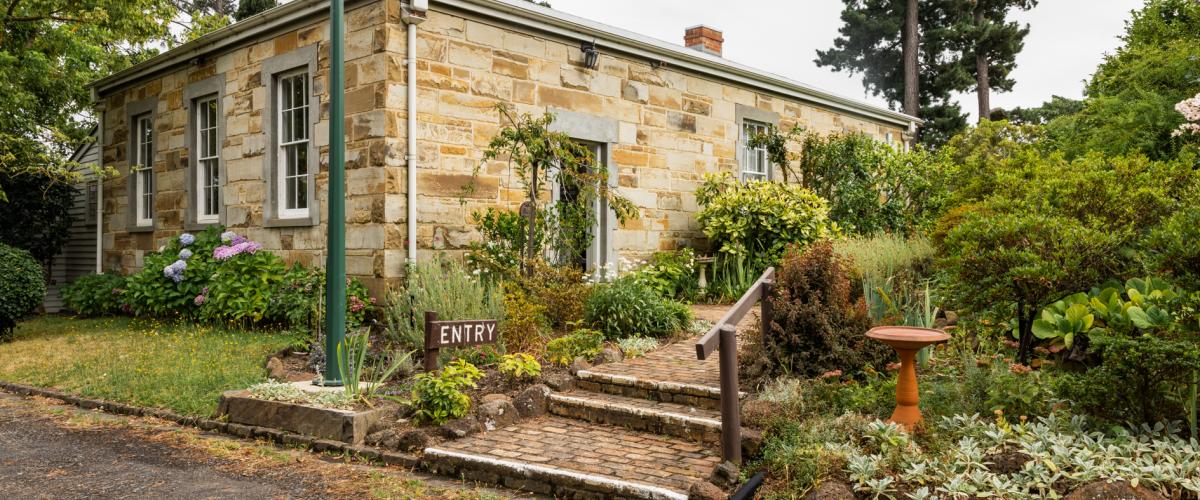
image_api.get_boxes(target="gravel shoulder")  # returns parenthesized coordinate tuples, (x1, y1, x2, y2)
(0, 391, 521, 499)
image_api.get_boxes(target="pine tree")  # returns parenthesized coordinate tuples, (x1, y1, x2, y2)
(816, 0, 972, 146)
(949, 0, 1037, 121)
(235, 0, 277, 21)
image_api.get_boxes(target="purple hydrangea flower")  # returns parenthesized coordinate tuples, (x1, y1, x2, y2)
(231, 234, 248, 245)
(179, 233, 195, 246)
(163, 259, 187, 283)
(212, 240, 263, 260)
(194, 294, 207, 306)
(179, 248, 193, 260)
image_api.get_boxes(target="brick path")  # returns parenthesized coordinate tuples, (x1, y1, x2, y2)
(424, 305, 758, 499)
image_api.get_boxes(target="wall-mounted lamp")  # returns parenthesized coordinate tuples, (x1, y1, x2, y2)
(580, 40, 599, 70)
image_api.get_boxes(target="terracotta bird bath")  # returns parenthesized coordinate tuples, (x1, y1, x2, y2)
(866, 326, 950, 431)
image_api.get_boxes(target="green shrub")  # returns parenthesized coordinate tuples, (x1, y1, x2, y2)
(1147, 206, 1200, 290)
(201, 244, 286, 324)
(834, 235, 935, 326)
(497, 286, 548, 354)
(451, 344, 504, 367)
(61, 272, 126, 317)
(765, 241, 888, 377)
(385, 257, 504, 353)
(466, 207, 539, 280)
(939, 212, 1120, 363)
(498, 353, 541, 380)
(799, 132, 949, 234)
(520, 260, 590, 330)
(1057, 333, 1200, 426)
(270, 265, 374, 333)
(410, 359, 482, 425)
(123, 226, 222, 318)
(628, 248, 699, 301)
(545, 328, 604, 365)
(584, 276, 692, 340)
(695, 172, 836, 268)
(0, 243, 45, 340)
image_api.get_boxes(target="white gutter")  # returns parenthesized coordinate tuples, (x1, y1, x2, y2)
(404, 3, 427, 264)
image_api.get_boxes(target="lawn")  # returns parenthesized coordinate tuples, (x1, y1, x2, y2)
(0, 315, 297, 416)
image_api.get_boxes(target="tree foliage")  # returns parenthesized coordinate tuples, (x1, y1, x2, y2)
(234, 0, 277, 21)
(1046, 0, 1200, 161)
(0, 0, 173, 201)
(0, 170, 76, 265)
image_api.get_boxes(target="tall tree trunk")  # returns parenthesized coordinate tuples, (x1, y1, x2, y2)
(974, 7, 990, 122)
(903, 0, 920, 117)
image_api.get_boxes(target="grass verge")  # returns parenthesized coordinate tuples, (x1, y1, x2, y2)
(0, 315, 296, 416)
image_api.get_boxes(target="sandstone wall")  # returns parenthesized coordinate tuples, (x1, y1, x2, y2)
(407, 8, 907, 262)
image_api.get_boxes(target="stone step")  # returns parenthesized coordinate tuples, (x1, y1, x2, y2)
(548, 390, 722, 444)
(575, 369, 746, 411)
(423, 415, 721, 499)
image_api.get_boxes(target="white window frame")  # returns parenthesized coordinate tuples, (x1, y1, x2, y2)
(739, 119, 770, 182)
(195, 95, 220, 223)
(133, 114, 154, 227)
(276, 69, 310, 220)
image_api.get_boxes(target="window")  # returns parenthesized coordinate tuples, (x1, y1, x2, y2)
(276, 70, 310, 219)
(739, 120, 769, 182)
(85, 181, 98, 224)
(133, 114, 154, 226)
(195, 96, 220, 223)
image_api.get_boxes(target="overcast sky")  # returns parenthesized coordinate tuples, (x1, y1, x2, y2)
(545, 0, 1144, 120)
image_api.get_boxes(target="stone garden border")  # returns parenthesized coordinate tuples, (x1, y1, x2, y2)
(0, 381, 419, 469)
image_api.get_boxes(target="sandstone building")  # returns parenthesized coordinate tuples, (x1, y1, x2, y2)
(90, 0, 919, 294)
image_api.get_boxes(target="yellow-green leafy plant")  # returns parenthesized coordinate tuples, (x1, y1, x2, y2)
(498, 353, 542, 380)
(545, 327, 605, 366)
(410, 359, 482, 425)
(695, 172, 837, 268)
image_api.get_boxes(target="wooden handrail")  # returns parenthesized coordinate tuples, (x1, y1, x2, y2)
(695, 266, 775, 465)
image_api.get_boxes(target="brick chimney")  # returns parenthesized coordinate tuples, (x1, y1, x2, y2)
(684, 25, 723, 56)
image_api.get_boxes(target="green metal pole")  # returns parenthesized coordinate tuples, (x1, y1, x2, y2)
(322, 0, 347, 386)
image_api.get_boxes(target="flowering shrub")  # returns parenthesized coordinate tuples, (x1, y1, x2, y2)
(123, 226, 222, 318)
(627, 248, 699, 301)
(466, 208, 538, 280)
(1172, 92, 1200, 137)
(200, 236, 285, 324)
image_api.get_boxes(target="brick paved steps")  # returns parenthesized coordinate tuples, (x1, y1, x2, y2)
(575, 368, 747, 411)
(548, 390, 722, 444)
(424, 415, 720, 499)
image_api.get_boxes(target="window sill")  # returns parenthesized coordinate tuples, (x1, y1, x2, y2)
(184, 220, 221, 231)
(264, 216, 316, 228)
(127, 224, 155, 233)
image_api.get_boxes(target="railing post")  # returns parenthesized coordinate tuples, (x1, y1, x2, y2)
(760, 278, 773, 351)
(718, 325, 741, 464)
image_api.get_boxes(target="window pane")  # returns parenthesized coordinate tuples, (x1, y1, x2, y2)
(293, 106, 306, 140)
(295, 173, 307, 209)
(294, 145, 307, 176)
(293, 75, 305, 110)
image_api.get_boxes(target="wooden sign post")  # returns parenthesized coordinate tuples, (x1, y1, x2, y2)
(423, 311, 500, 372)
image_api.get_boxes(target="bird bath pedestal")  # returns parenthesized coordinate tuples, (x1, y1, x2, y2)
(866, 326, 950, 431)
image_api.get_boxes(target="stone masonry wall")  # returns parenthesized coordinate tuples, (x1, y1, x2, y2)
(406, 8, 907, 263)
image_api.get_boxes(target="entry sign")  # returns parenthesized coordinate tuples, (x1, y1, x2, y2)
(423, 311, 499, 371)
